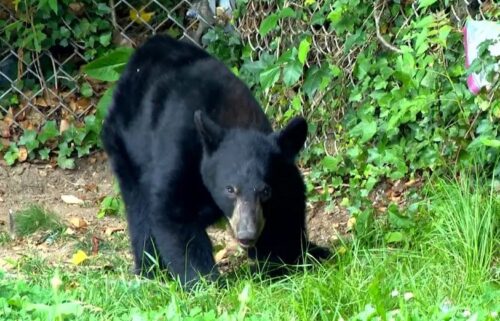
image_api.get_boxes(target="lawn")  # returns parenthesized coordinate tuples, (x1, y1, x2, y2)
(0, 173, 498, 321)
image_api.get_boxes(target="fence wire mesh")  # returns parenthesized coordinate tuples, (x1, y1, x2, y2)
(0, 0, 216, 140)
(0, 0, 488, 141)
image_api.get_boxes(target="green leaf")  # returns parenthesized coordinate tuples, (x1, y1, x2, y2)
(259, 14, 278, 37)
(38, 121, 59, 143)
(48, 0, 57, 14)
(58, 142, 74, 157)
(4, 144, 19, 166)
(418, 0, 437, 9)
(283, 62, 302, 86)
(348, 91, 362, 102)
(80, 82, 93, 98)
(385, 231, 404, 244)
(437, 25, 452, 47)
(18, 130, 39, 152)
(478, 138, 500, 148)
(98, 196, 123, 218)
(327, 8, 342, 24)
(38, 148, 50, 160)
(322, 156, 341, 171)
(259, 65, 280, 88)
(278, 7, 295, 18)
(99, 32, 112, 47)
(414, 15, 434, 29)
(298, 38, 311, 66)
(303, 66, 322, 98)
(57, 155, 75, 169)
(55, 302, 83, 317)
(350, 120, 377, 144)
(388, 204, 415, 229)
(83, 47, 134, 82)
(415, 27, 429, 55)
(84, 115, 100, 134)
(96, 84, 116, 120)
(76, 145, 91, 157)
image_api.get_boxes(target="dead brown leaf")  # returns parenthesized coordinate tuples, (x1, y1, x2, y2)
(4, 108, 15, 126)
(70, 98, 91, 112)
(18, 147, 28, 162)
(34, 97, 51, 108)
(69, 217, 88, 229)
(83, 183, 98, 193)
(0, 120, 11, 138)
(59, 119, 70, 133)
(104, 227, 124, 236)
(19, 120, 36, 131)
(91, 236, 100, 255)
(65, 227, 76, 235)
(68, 2, 85, 16)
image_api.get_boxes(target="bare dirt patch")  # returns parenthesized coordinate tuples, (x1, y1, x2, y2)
(0, 154, 349, 273)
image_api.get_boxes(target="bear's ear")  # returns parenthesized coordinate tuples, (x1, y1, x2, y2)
(273, 116, 308, 160)
(194, 110, 225, 154)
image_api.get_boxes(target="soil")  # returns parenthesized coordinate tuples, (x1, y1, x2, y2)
(0, 152, 350, 273)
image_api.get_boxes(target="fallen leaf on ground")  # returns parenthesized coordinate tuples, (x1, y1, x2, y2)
(65, 227, 76, 235)
(69, 217, 88, 229)
(91, 236, 100, 255)
(61, 194, 84, 205)
(71, 250, 88, 265)
(84, 183, 98, 192)
(18, 147, 28, 162)
(104, 227, 124, 236)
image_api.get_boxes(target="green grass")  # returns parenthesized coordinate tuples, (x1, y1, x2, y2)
(424, 174, 499, 287)
(13, 204, 64, 237)
(0, 174, 498, 321)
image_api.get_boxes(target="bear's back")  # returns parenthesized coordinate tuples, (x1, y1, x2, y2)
(106, 35, 271, 134)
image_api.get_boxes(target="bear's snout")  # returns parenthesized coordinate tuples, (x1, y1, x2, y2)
(229, 198, 265, 249)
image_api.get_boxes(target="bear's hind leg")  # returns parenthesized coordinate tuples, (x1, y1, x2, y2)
(101, 128, 162, 277)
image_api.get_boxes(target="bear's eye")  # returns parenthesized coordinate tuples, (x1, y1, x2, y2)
(260, 186, 272, 200)
(225, 186, 236, 194)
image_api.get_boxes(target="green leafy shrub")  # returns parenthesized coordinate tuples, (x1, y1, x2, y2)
(1, 0, 113, 59)
(220, 1, 499, 238)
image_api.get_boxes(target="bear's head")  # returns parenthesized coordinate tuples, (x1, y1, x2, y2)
(194, 110, 307, 249)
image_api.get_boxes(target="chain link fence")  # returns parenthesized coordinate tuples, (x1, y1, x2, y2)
(0, 0, 489, 141)
(0, 0, 220, 140)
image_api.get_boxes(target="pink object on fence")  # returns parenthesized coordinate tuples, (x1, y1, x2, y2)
(463, 19, 500, 95)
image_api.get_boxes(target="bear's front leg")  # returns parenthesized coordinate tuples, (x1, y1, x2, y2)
(149, 217, 219, 287)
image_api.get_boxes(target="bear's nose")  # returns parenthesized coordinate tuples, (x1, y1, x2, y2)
(236, 230, 256, 248)
(237, 238, 256, 249)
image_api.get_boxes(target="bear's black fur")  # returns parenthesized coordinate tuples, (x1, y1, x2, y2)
(101, 35, 329, 287)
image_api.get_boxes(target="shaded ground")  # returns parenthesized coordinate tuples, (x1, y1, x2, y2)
(0, 153, 350, 273)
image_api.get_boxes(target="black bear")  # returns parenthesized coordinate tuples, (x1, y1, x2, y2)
(101, 35, 329, 287)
